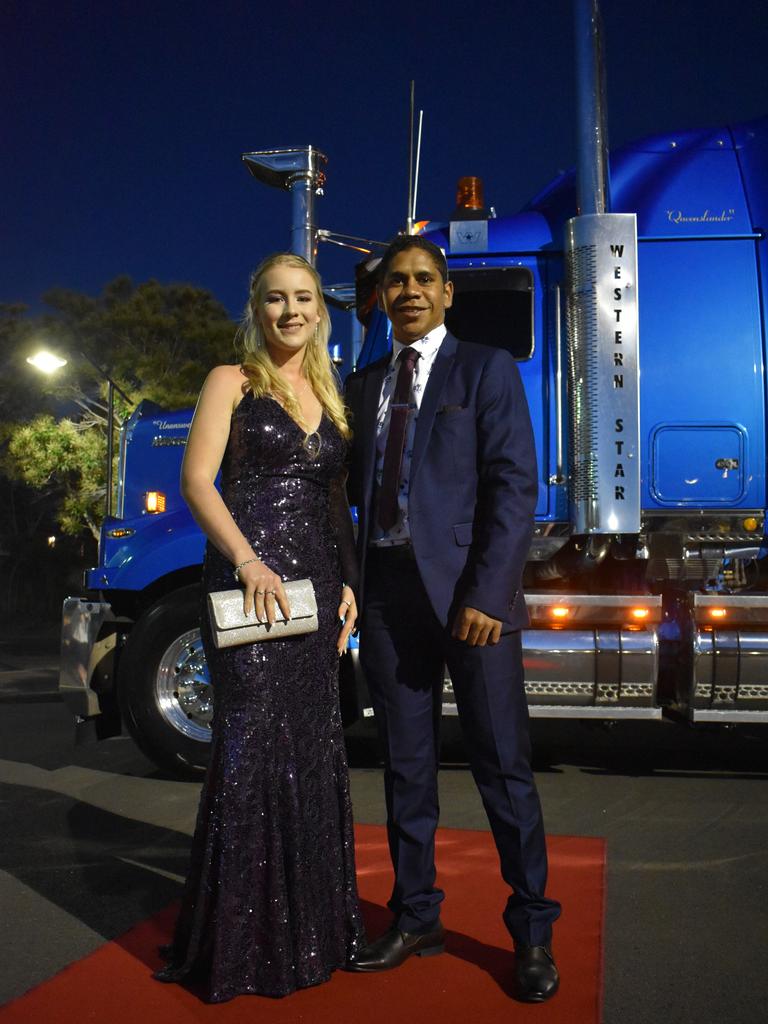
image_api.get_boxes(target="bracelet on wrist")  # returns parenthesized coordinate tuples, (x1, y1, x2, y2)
(233, 557, 259, 583)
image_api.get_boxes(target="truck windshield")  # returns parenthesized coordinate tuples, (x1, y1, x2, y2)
(445, 267, 534, 360)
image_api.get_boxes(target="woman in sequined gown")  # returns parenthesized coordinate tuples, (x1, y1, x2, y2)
(154, 253, 365, 1001)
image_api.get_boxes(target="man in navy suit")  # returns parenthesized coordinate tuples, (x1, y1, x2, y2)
(345, 235, 561, 1002)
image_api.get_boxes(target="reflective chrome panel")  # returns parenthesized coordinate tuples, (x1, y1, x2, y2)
(526, 592, 662, 626)
(618, 627, 659, 701)
(694, 593, 768, 626)
(531, 705, 662, 719)
(693, 708, 768, 723)
(523, 628, 598, 705)
(736, 633, 768, 691)
(693, 625, 768, 714)
(522, 625, 658, 708)
(565, 213, 640, 534)
(59, 597, 115, 718)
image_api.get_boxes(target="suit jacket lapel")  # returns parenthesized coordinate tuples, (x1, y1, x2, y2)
(409, 331, 457, 486)
(360, 355, 389, 507)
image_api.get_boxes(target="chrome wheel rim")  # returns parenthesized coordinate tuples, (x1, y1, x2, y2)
(155, 629, 213, 742)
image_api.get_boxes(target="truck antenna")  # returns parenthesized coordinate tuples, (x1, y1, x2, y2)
(412, 108, 424, 226)
(406, 81, 415, 234)
(406, 83, 425, 234)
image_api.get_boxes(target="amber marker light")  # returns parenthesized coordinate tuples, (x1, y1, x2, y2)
(708, 608, 727, 620)
(630, 607, 650, 621)
(550, 606, 570, 619)
(743, 517, 758, 532)
(145, 491, 167, 513)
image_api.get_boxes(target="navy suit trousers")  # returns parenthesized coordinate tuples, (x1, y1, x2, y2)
(359, 549, 561, 946)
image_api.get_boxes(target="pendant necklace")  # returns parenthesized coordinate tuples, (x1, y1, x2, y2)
(305, 430, 322, 459)
(292, 375, 322, 459)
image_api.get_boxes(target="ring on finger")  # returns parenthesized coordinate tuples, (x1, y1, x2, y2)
(256, 589, 266, 595)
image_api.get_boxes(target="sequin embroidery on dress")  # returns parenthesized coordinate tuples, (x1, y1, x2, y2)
(154, 392, 365, 1002)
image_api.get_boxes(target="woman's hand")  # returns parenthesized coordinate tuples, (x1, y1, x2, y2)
(238, 559, 291, 625)
(337, 585, 357, 655)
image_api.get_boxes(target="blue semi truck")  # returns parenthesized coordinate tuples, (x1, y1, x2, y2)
(59, 109, 768, 774)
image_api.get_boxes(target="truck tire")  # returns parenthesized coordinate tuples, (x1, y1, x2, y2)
(118, 585, 212, 777)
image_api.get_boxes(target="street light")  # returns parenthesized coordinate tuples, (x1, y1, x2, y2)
(26, 348, 133, 518)
(26, 351, 67, 374)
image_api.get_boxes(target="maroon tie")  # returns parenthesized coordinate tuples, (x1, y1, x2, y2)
(378, 347, 419, 532)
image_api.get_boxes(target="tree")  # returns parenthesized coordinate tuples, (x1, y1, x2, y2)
(1, 277, 237, 542)
(8, 414, 106, 539)
(0, 302, 55, 544)
(40, 275, 239, 408)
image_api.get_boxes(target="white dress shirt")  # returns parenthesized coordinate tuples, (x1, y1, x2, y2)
(370, 324, 447, 546)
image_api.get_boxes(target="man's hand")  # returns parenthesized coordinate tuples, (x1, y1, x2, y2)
(451, 606, 502, 647)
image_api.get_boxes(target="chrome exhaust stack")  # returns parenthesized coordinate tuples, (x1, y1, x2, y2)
(565, 0, 641, 536)
(242, 146, 327, 265)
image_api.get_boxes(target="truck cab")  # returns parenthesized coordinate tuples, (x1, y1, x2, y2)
(60, 115, 768, 774)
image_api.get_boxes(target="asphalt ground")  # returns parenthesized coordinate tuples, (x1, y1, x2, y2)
(1, 624, 767, 1023)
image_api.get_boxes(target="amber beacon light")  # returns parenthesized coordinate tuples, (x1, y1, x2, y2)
(145, 491, 167, 514)
(455, 176, 485, 211)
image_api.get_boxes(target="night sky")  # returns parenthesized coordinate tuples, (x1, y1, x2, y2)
(4, 0, 768, 321)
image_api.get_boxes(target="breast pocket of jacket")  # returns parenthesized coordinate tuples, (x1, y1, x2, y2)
(433, 405, 475, 475)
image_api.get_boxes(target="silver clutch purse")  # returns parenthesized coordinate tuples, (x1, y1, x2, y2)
(207, 578, 318, 649)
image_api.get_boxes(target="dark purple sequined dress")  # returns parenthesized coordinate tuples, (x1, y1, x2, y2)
(155, 393, 365, 1002)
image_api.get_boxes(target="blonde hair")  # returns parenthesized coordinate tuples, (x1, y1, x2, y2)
(237, 252, 351, 441)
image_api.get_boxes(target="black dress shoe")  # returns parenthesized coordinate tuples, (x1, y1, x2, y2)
(514, 944, 560, 1002)
(348, 923, 446, 972)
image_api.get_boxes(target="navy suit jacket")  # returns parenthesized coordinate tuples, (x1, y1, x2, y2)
(345, 331, 538, 631)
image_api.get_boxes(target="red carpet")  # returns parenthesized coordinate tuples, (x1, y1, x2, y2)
(1, 824, 605, 1023)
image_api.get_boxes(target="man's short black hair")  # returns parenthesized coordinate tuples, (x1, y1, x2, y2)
(377, 234, 449, 284)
